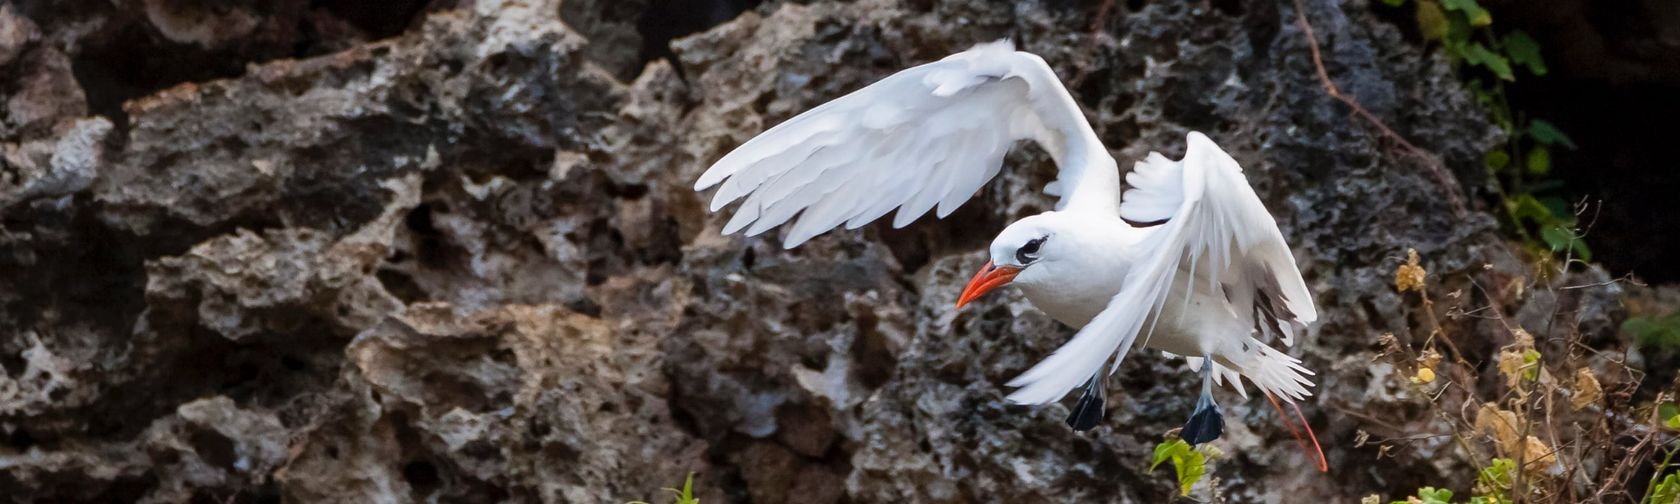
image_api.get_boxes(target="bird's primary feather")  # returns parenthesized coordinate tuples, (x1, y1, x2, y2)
(694, 40, 1119, 248)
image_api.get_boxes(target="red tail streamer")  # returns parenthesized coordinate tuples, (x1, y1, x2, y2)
(1264, 393, 1328, 473)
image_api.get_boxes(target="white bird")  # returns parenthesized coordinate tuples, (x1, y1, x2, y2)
(694, 40, 1325, 469)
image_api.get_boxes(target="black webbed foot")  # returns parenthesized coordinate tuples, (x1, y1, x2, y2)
(1061, 384, 1102, 430)
(1181, 394, 1224, 445)
(1065, 375, 1106, 431)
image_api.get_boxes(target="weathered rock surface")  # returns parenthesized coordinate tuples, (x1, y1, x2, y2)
(0, 0, 1642, 502)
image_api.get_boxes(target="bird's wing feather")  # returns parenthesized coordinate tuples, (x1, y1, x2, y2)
(695, 40, 1116, 248)
(1005, 132, 1316, 404)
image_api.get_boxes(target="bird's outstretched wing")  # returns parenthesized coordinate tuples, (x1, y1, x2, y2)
(1005, 132, 1317, 404)
(694, 40, 1117, 248)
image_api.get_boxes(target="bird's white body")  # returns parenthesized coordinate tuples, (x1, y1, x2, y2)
(1006, 217, 1234, 356)
(694, 40, 1318, 430)
(995, 205, 1311, 405)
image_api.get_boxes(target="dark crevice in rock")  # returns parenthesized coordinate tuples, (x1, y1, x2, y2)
(5, 429, 35, 450)
(584, 218, 625, 286)
(78, 324, 346, 445)
(848, 311, 895, 390)
(636, 0, 761, 77)
(1210, 0, 1244, 17)
(311, 0, 433, 40)
(61, 1, 431, 131)
(66, 24, 260, 130)
(376, 268, 428, 304)
(186, 427, 239, 470)
(2, 215, 155, 355)
(400, 460, 441, 496)
(78, 473, 162, 503)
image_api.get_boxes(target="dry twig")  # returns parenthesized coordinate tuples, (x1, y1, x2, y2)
(1070, 0, 1117, 89)
(1290, 0, 1469, 217)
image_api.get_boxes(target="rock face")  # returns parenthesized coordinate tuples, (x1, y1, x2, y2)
(0, 0, 1637, 502)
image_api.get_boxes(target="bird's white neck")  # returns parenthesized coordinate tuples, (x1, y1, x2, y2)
(1058, 139, 1121, 216)
(1018, 67, 1120, 216)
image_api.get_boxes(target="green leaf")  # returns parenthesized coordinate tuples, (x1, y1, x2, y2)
(1539, 226, 1571, 253)
(1484, 150, 1510, 171)
(1503, 31, 1547, 75)
(1537, 196, 1571, 222)
(1654, 473, 1680, 504)
(1416, 0, 1451, 41)
(1441, 0, 1492, 26)
(1506, 194, 1550, 222)
(1667, 412, 1680, 430)
(1150, 439, 1206, 497)
(1539, 225, 1591, 261)
(1149, 441, 1176, 471)
(677, 473, 699, 504)
(1477, 458, 1516, 496)
(1461, 43, 1487, 66)
(1464, 42, 1514, 81)
(1520, 348, 1543, 381)
(1526, 146, 1551, 175)
(1383, 0, 1406, 6)
(1528, 119, 1577, 149)
(1628, 314, 1680, 351)
(1417, 487, 1455, 504)
(642, 473, 700, 504)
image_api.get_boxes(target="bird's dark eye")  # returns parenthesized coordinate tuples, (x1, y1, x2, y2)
(1016, 237, 1046, 264)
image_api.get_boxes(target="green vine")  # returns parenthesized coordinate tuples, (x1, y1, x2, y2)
(1383, 0, 1587, 261)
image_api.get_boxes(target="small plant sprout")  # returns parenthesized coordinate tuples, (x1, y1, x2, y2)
(626, 472, 699, 504)
(1150, 438, 1208, 498)
(1394, 486, 1456, 504)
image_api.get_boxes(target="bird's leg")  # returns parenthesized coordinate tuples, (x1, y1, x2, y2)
(1065, 371, 1106, 431)
(1180, 358, 1224, 445)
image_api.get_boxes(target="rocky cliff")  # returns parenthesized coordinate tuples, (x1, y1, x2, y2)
(0, 0, 1657, 502)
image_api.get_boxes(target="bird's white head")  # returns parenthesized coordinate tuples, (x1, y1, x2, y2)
(956, 212, 1097, 309)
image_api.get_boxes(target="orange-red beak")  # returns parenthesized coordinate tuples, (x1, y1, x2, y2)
(956, 260, 1021, 309)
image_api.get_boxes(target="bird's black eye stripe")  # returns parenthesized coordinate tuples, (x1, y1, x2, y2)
(1016, 237, 1046, 264)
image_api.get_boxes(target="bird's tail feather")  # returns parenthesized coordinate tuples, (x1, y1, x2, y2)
(1224, 336, 1314, 402)
(1176, 337, 1313, 402)
(1265, 392, 1328, 473)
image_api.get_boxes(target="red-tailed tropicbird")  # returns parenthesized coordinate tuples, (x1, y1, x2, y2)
(693, 40, 1326, 470)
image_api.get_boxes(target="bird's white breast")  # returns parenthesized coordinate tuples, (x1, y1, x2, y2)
(1019, 257, 1243, 359)
(1018, 277, 1117, 329)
